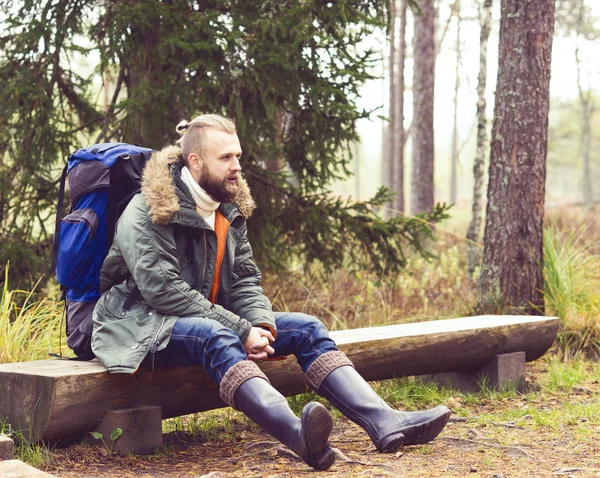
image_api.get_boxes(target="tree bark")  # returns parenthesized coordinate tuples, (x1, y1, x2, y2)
(466, 0, 492, 277)
(450, 3, 461, 206)
(121, 15, 173, 149)
(479, 0, 555, 315)
(575, 43, 593, 207)
(411, 0, 436, 214)
(266, 108, 287, 172)
(392, 0, 408, 214)
(385, 0, 397, 217)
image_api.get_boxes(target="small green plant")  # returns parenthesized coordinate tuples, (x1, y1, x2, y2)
(413, 444, 434, 455)
(89, 427, 123, 455)
(482, 455, 496, 468)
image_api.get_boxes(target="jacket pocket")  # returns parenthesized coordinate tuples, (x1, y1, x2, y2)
(56, 208, 99, 287)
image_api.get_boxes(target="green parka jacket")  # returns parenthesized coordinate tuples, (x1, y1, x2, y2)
(91, 145, 275, 373)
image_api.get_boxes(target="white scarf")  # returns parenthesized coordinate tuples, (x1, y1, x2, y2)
(181, 166, 220, 228)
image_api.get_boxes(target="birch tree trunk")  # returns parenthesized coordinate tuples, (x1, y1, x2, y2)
(450, 3, 461, 206)
(392, 0, 408, 214)
(411, 0, 436, 214)
(384, 0, 397, 217)
(478, 0, 555, 315)
(466, 0, 492, 277)
(575, 43, 593, 207)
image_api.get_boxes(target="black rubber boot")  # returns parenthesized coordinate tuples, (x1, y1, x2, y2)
(318, 366, 451, 452)
(234, 377, 336, 470)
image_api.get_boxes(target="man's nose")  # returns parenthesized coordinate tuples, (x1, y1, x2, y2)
(231, 157, 241, 172)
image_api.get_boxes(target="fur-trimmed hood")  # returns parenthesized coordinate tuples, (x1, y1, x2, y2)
(141, 145, 256, 224)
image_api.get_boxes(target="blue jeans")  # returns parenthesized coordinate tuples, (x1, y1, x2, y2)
(151, 312, 339, 385)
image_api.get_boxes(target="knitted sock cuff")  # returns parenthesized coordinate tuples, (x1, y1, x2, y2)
(306, 351, 354, 391)
(219, 360, 269, 409)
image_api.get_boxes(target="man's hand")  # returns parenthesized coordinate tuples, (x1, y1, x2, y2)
(243, 327, 275, 361)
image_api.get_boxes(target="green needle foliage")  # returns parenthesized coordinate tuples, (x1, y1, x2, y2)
(0, 0, 450, 288)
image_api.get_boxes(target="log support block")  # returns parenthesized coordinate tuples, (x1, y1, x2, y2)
(93, 406, 162, 455)
(0, 434, 14, 460)
(423, 352, 526, 393)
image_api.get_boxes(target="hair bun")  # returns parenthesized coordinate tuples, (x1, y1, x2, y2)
(176, 120, 189, 135)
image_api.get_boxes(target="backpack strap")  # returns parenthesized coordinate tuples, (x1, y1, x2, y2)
(50, 163, 69, 274)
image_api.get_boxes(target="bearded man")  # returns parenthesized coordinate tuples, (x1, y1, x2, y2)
(92, 114, 451, 471)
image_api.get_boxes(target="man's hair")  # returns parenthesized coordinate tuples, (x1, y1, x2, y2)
(176, 114, 237, 163)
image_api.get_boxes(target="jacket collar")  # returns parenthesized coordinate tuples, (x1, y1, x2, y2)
(141, 144, 256, 226)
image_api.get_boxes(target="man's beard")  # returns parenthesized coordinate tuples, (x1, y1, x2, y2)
(198, 162, 239, 203)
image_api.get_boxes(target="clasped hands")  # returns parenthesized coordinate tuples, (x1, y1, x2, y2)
(242, 326, 275, 361)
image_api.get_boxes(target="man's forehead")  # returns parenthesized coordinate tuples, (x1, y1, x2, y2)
(203, 128, 241, 152)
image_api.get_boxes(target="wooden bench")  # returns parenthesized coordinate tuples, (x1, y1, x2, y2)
(0, 315, 559, 454)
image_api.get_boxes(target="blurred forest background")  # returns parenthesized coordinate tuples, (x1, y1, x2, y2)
(337, 0, 599, 212)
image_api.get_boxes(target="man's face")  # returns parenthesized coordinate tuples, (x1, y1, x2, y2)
(193, 129, 242, 203)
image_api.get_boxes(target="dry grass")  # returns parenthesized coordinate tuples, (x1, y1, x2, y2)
(264, 204, 600, 359)
(262, 237, 478, 331)
(0, 264, 64, 364)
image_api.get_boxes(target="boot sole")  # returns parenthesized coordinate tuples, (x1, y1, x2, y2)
(377, 407, 452, 452)
(302, 402, 336, 470)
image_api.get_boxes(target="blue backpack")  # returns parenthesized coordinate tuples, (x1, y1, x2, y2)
(52, 143, 154, 359)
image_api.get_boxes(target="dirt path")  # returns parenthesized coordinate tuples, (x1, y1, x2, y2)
(45, 361, 600, 477)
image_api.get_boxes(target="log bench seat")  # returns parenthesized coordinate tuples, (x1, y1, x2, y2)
(0, 315, 559, 453)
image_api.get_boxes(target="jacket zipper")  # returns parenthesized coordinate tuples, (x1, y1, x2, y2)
(149, 314, 167, 371)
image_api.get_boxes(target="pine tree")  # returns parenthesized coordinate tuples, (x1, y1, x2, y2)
(411, 0, 436, 214)
(479, 0, 555, 314)
(0, 0, 449, 287)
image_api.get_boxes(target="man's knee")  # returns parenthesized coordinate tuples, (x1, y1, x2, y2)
(174, 317, 240, 344)
(276, 312, 331, 340)
(298, 314, 329, 335)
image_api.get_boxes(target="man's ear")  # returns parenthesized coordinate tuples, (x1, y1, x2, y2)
(188, 152, 202, 171)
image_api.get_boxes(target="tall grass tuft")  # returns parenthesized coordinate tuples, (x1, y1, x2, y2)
(543, 223, 600, 357)
(0, 420, 53, 468)
(0, 264, 64, 364)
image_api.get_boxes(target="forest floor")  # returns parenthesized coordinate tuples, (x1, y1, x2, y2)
(42, 357, 600, 478)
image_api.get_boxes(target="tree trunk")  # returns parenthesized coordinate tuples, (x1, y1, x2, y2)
(385, 0, 397, 217)
(466, 0, 493, 277)
(266, 108, 287, 172)
(450, 3, 461, 206)
(392, 0, 408, 214)
(479, 0, 555, 315)
(411, 0, 435, 215)
(354, 141, 361, 199)
(121, 16, 173, 149)
(575, 44, 593, 207)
